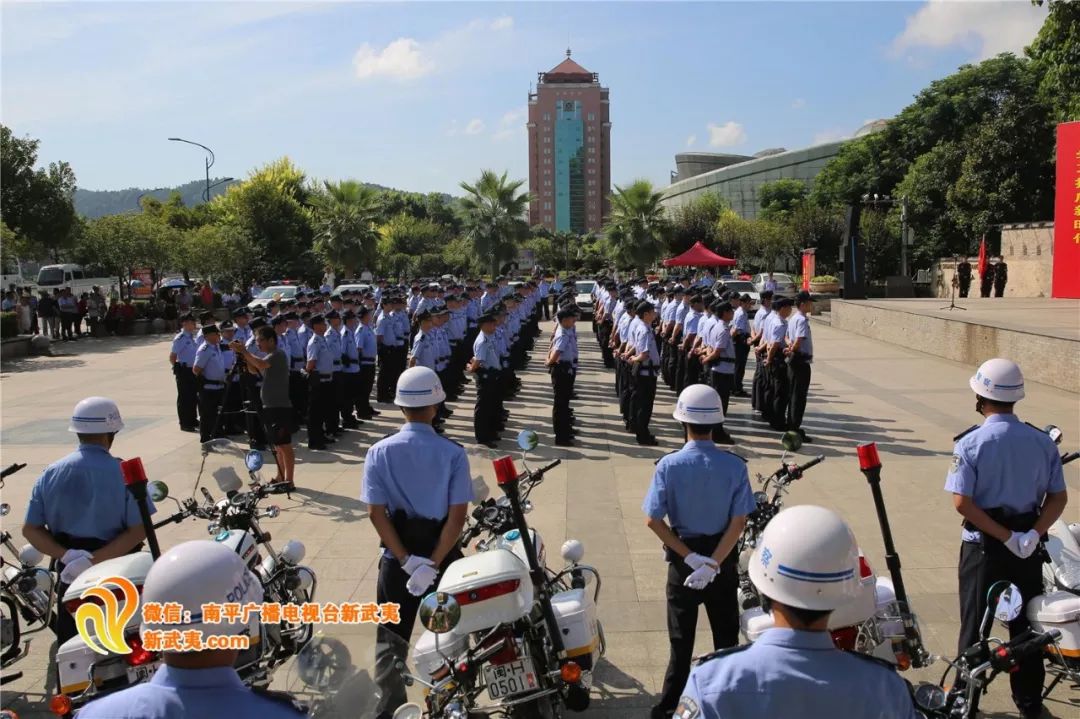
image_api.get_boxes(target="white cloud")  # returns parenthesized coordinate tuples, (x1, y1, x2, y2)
(465, 118, 486, 135)
(494, 106, 528, 142)
(791, 98, 806, 110)
(813, 129, 850, 145)
(892, 0, 1046, 61)
(353, 38, 433, 81)
(685, 134, 697, 148)
(490, 16, 514, 31)
(706, 121, 746, 148)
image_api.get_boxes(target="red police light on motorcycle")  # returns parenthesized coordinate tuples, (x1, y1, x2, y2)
(492, 456, 518, 486)
(856, 443, 881, 471)
(120, 457, 148, 486)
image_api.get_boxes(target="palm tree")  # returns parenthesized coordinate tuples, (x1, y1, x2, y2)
(459, 170, 531, 277)
(308, 180, 382, 278)
(603, 180, 671, 274)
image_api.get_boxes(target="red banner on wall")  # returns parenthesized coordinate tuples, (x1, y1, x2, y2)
(801, 249, 815, 291)
(1052, 121, 1080, 298)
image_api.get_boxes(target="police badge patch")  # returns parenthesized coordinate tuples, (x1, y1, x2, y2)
(675, 697, 700, 719)
(950, 454, 961, 472)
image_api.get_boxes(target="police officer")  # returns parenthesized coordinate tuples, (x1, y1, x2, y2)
(323, 310, 345, 436)
(642, 384, 755, 719)
(375, 297, 399, 403)
(22, 397, 154, 644)
(193, 324, 227, 443)
(993, 257, 1008, 297)
(76, 540, 303, 719)
(547, 306, 579, 447)
(361, 367, 474, 719)
(220, 320, 245, 436)
(170, 312, 199, 432)
(305, 314, 335, 451)
(469, 311, 503, 448)
(783, 291, 814, 442)
(731, 294, 752, 396)
(243, 318, 270, 450)
(980, 261, 996, 298)
(956, 258, 973, 298)
(763, 298, 793, 431)
(340, 310, 364, 428)
(749, 290, 774, 415)
(677, 505, 920, 719)
(946, 358, 1068, 719)
(625, 301, 661, 446)
(284, 312, 308, 426)
(355, 306, 379, 419)
(700, 302, 736, 444)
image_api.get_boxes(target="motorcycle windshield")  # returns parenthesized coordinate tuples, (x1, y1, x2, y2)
(278, 623, 418, 718)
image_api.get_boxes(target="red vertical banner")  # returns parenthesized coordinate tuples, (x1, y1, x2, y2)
(1052, 121, 1080, 298)
(801, 249, 815, 291)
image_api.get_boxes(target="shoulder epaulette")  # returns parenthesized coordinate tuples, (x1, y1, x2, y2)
(251, 686, 307, 715)
(693, 643, 751, 666)
(654, 450, 679, 466)
(841, 649, 900, 673)
(952, 425, 979, 442)
(1024, 422, 1045, 434)
(440, 434, 464, 448)
(721, 450, 748, 463)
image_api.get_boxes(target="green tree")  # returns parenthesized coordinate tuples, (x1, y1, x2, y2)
(667, 193, 729, 255)
(458, 170, 531, 277)
(75, 213, 177, 295)
(174, 223, 253, 284)
(1, 125, 79, 260)
(603, 179, 671, 273)
(758, 179, 809, 223)
(377, 212, 448, 276)
(308, 180, 382, 278)
(1027, 0, 1080, 122)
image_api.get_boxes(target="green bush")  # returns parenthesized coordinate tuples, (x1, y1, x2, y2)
(811, 275, 839, 283)
(0, 312, 18, 338)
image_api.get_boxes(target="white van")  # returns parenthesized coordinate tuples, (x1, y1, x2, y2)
(36, 264, 114, 296)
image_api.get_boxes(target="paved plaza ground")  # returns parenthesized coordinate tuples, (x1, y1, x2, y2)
(1, 321, 1077, 718)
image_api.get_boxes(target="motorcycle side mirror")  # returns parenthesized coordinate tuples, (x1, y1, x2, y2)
(148, 481, 170, 502)
(517, 429, 539, 452)
(393, 704, 424, 719)
(1044, 425, 1063, 445)
(781, 431, 802, 452)
(992, 582, 1023, 624)
(245, 450, 264, 472)
(980, 580, 1020, 639)
(418, 591, 461, 635)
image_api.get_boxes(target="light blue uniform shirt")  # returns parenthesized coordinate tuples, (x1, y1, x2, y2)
(752, 307, 772, 334)
(551, 326, 574, 365)
(674, 302, 690, 327)
(685, 310, 703, 337)
(393, 310, 410, 344)
(630, 317, 660, 367)
(341, 326, 360, 374)
(473, 331, 500, 370)
(356, 324, 377, 364)
(375, 313, 400, 347)
(786, 310, 813, 359)
(361, 422, 474, 520)
(170, 331, 196, 366)
(642, 440, 754, 537)
(411, 330, 437, 369)
(466, 299, 480, 328)
(616, 313, 633, 343)
(711, 320, 735, 374)
(946, 414, 1066, 541)
(285, 329, 305, 372)
(194, 342, 226, 384)
(765, 313, 787, 346)
(732, 306, 751, 336)
(480, 292, 500, 312)
(25, 445, 154, 541)
(324, 325, 343, 370)
(307, 334, 335, 378)
(434, 326, 450, 370)
(234, 323, 252, 346)
(679, 628, 919, 719)
(75, 665, 303, 719)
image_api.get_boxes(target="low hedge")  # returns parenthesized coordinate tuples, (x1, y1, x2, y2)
(0, 312, 18, 338)
(811, 275, 839, 283)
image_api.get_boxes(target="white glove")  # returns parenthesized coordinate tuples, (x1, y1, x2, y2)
(1018, 529, 1041, 559)
(684, 564, 718, 590)
(61, 555, 94, 584)
(1003, 532, 1027, 558)
(401, 555, 435, 576)
(684, 553, 718, 571)
(406, 564, 438, 596)
(61, 549, 93, 566)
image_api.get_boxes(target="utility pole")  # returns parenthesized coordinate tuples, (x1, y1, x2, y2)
(900, 196, 909, 279)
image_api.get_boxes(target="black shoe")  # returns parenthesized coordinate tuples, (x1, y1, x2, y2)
(342, 421, 362, 429)
(478, 440, 499, 449)
(308, 443, 328, 450)
(637, 436, 660, 446)
(555, 438, 576, 447)
(249, 442, 268, 451)
(798, 430, 813, 443)
(267, 481, 295, 495)
(443, 409, 454, 418)
(180, 425, 198, 433)
(367, 409, 381, 416)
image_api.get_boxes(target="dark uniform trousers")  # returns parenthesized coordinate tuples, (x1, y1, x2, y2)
(597, 320, 615, 368)
(52, 534, 109, 644)
(764, 360, 789, 429)
(631, 367, 657, 441)
(664, 340, 680, 389)
(357, 361, 377, 417)
(376, 345, 394, 402)
(618, 360, 633, 424)
(197, 382, 225, 443)
(242, 373, 267, 446)
(341, 369, 361, 423)
(733, 337, 750, 392)
(173, 364, 198, 428)
(289, 366, 308, 426)
(682, 348, 702, 390)
(751, 347, 766, 413)
(474, 369, 501, 443)
(786, 356, 812, 430)
(958, 530, 1045, 714)
(326, 371, 342, 435)
(307, 375, 332, 446)
(551, 362, 574, 442)
(225, 376, 245, 434)
(656, 548, 739, 717)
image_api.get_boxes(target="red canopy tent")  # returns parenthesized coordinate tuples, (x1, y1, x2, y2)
(662, 241, 737, 267)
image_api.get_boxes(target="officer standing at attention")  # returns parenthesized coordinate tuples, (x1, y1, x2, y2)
(979, 261, 996, 298)
(625, 301, 661, 446)
(763, 298, 794, 431)
(23, 397, 154, 644)
(677, 505, 920, 719)
(323, 310, 345, 437)
(361, 367, 474, 719)
(355, 306, 380, 419)
(957, 258, 973, 298)
(642, 384, 755, 719)
(340, 310, 363, 428)
(993, 256, 1009, 297)
(375, 297, 399, 403)
(749, 290, 774, 414)
(700, 302, 736, 445)
(305, 314, 335, 451)
(76, 540, 304, 719)
(546, 306, 579, 447)
(469, 311, 503, 448)
(785, 291, 815, 443)
(170, 312, 199, 432)
(193, 324, 226, 443)
(946, 358, 1067, 719)
(284, 312, 308, 427)
(731, 294, 752, 397)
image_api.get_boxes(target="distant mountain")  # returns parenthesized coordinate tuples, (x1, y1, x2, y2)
(74, 179, 456, 218)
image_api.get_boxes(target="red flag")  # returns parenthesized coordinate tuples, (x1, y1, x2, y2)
(977, 235, 987, 278)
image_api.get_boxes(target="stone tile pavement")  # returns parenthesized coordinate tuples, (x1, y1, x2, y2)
(1, 322, 1077, 717)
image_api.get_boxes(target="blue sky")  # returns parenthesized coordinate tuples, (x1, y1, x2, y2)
(0, 1, 1049, 196)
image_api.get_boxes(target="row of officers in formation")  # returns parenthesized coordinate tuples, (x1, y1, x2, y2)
(167, 276, 583, 452)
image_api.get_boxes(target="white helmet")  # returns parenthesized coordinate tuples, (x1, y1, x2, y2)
(394, 366, 446, 408)
(672, 384, 725, 424)
(68, 396, 124, 434)
(139, 540, 263, 641)
(748, 505, 859, 611)
(969, 358, 1025, 403)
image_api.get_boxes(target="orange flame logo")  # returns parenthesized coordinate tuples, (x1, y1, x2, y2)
(74, 576, 138, 655)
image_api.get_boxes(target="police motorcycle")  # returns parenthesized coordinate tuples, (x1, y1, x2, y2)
(736, 434, 911, 667)
(394, 430, 604, 719)
(0, 462, 57, 684)
(911, 581, 1065, 718)
(50, 440, 318, 716)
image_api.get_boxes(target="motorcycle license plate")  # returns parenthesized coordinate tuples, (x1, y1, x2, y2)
(483, 658, 537, 700)
(126, 660, 159, 684)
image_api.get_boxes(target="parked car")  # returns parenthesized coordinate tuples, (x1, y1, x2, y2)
(574, 281, 596, 318)
(750, 273, 797, 296)
(247, 285, 298, 309)
(334, 283, 372, 296)
(713, 279, 761, 313)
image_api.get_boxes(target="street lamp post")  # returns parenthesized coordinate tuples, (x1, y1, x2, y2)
(167, 137, 216, 203)
(861, 193, 910, 278)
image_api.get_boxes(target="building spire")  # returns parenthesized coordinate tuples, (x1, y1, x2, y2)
(566, 46, 572, 58)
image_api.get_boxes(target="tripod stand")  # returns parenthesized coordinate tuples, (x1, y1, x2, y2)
(941, 258, 966, 312)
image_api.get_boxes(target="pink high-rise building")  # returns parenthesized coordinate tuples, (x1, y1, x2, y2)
(528, 50, 610, 234)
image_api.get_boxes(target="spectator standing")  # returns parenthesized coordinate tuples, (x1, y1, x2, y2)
(58, 288, 79, 341)
(37, 291, 58, 338)
(77, 293, 89, 337)
(16, 295, 33, 334)
(763, 272, 778, 293)
(1, 291, 15, 311)
(119, 299, 136, 335)
(200, 282, 214, 309)
(178, 287, 192, 314)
